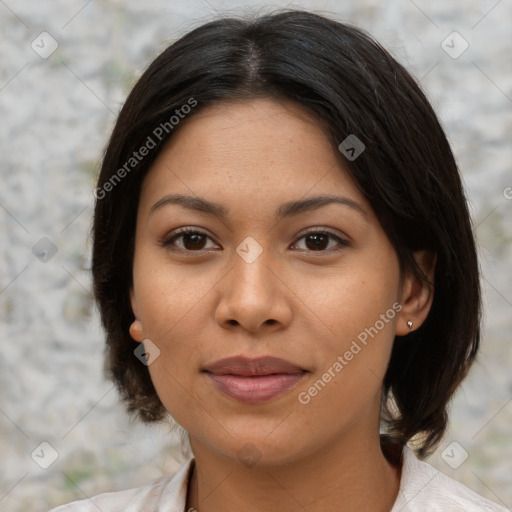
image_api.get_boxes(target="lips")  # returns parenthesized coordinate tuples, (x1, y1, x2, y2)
(203, 356, 305, 376)
(203, 356, 307, 403)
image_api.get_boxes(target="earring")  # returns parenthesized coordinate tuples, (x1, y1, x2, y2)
(129, 319, 143, 341)
(407, 320, 413, 329)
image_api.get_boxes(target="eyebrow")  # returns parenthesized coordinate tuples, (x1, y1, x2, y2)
(149, 193, 367, 221)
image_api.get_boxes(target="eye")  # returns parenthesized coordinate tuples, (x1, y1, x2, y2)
(291, 228, 349, 252)
(160, 227, 219, 252)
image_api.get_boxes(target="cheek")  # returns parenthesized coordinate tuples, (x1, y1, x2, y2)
(132, 249, 214, 380)
(309, 257, 400, 345)
(304, 251, 400, 391)
(133, 248, 211, 341)
(296, 293, 399, 431)
(140, 307, 205, 428)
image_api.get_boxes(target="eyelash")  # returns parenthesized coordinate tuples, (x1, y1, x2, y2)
(160, 227, 349, 254)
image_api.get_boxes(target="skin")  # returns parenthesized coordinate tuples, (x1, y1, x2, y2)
(129, 97, 435, 512)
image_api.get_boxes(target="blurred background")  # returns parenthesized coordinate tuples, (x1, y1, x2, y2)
(0, 1, 511, 510)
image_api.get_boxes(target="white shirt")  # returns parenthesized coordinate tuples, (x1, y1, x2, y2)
(49, 447, 508, 511)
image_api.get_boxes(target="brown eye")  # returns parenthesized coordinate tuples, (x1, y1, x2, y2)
(161, 228, 219, 252)
(292, 229, 348, 252)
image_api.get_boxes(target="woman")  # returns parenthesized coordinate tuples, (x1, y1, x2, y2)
(50, 9, 508, 511)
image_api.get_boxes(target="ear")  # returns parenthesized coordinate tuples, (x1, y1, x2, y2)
(129, 288, 144, 342)
(396, 250, 436, 336)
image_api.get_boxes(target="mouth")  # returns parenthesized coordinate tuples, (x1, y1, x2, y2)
(202, 356, 307, 404)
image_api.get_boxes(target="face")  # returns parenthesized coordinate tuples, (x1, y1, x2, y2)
(130, 97, 416, 467)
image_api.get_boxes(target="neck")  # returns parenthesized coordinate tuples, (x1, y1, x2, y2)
(186, 433, 402, 512)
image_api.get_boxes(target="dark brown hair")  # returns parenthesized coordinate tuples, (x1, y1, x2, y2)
(92, 9, 480, 457)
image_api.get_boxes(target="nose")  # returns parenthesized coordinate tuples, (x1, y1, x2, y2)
(214, 242, 293, 334)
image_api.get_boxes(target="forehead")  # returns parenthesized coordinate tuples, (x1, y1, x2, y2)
(138, 97, 367, 217)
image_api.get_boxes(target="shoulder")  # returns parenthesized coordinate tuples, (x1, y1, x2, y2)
(47, 458, 194, 512)
(391, 446, 508, 512)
